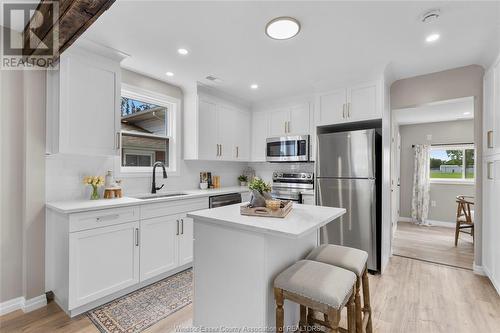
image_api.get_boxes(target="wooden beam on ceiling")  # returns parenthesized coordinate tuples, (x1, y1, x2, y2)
(22, 0, 115, 63)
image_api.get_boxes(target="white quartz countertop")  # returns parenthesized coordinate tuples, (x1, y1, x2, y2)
(46, 186, 250, 214)
(188, 203, 346, 239)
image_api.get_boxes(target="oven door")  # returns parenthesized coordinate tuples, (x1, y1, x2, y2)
(266, 135, 309, 162)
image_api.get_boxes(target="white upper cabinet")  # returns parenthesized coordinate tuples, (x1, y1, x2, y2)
(184, 90, 251, 161)
(483, 56, 500, 156)
(316, 80, 381, 126)
(198, 99, 219, 160)
(251, 111, 269, 162)
(232, 109, 251, 160)
(46, 44, 126, 156)
(484, 68, 495, 154)
(269, 108, 290, 137)
(289, 103, 311, 135)
(268, 103, 311, 137)
(316, 88, 347, 126)
(348, 81, 380, 121)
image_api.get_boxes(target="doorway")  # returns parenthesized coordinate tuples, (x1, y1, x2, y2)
(390, 97, 475, 270)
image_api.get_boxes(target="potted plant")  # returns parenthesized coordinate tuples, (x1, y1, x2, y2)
(238, 175, 248, 186)
(248, 177, 272, 207)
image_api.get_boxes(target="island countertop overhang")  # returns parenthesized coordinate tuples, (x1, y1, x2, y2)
(187, 203, 346, 239)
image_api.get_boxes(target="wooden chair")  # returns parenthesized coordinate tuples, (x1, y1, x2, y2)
(274, 260, 357, 333)
(455, 195, 474, 246)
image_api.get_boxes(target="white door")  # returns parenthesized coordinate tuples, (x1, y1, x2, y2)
(59, 51, 119, 156)
(492, 160, 500, 283)
(269, 108, 290, 137)
(251, 112, 268, 162)
(483, 69, 495, 152)
(482, 158, 494, 275)
(178, 216, 194, 266)
(198, 99, 219, 160)
(316, 89, 347, 126)
(140, 216, 179, 281)
(69, 221, 139, 309)
(493, 62, 500, 149)
(348, 81, 379, 121)
(233, 110, 251, 161)
(217, 104, 236, 160)
(289, 103, 310, 135)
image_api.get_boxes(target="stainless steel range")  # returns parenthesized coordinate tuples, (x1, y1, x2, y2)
(271, 172, 314, 203)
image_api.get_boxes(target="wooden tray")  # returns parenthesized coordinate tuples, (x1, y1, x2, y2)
(240, 200, 293, 218)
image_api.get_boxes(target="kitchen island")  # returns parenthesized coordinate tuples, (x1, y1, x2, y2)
(187, 203, 346, 329)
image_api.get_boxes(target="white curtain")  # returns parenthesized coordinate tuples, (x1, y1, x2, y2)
(411, 145, 431, 225)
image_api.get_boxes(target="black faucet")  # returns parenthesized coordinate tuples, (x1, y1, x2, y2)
(151, 161, 168, 194)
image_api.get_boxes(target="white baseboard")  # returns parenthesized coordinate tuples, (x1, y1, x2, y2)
(483, 265, 500, 295)
(23, 295, 47, 313)
(399, 217, 455, 228)
(0, 297, 24, 316)
(473, 263, 486, 276)
(0, 295, 47, 316)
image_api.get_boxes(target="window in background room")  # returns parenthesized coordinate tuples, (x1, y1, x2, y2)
(429, 145, 475, 182)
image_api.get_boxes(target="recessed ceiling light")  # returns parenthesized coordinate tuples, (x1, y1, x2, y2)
(464, 112, 472, 116)
(425, 33, 440, 43)
(166, 72, 174, 77)
(177, 48, 189, 55)
(265, 17, 300, 40)
(250, 84, 259, 89)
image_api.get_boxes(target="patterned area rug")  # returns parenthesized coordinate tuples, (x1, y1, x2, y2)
(87, 268, 192, 333)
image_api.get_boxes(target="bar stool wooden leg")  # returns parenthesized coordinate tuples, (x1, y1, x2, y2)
(361, 267, 373, 333)
(355, 278, 362, 333)
(274, 288, 284, 332)
(299, 305, 307, 331)
(347, 291, 356, 333)
(326, 309, 340, 333)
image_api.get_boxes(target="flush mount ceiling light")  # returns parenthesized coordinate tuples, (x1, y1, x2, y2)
(166, 72, 174, 77)
(464, 112, 472, 116)
(177, 48, 189, 55)
(265, 17, 300, 40)
(425, 33, 440, 43)
(250, 84, 259, 89)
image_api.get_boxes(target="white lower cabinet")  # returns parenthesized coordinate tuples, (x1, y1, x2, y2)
(178, 216, 194, 266)
(69, 222, 140, 309)
(140, 215, 180, 281)
(47, 197, 211, 316)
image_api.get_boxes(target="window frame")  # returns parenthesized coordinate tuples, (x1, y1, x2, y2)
(116, 83, 181, 177)
(429, 144, 475, 185)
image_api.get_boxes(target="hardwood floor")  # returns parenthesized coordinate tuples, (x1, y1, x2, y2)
(1, 256, 499, 333)
(392, 221, 474, 269)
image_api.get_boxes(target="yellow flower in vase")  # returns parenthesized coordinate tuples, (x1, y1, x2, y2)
(83, 175, 105, 200)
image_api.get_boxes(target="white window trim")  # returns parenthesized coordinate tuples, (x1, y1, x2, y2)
(116, 83, 181, 177)
(429, 144, 475, 185)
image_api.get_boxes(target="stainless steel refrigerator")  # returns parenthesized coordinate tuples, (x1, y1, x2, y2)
(316, 129, 381, 271)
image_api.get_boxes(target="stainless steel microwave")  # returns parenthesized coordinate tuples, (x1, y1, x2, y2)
(266, 135, 310, 162)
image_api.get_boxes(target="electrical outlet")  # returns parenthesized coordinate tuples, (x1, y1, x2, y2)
(431, 200, 437, 207)
(426, 134, 433, 141)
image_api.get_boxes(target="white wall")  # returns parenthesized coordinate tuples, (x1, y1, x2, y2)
(398, 120, 475, 224)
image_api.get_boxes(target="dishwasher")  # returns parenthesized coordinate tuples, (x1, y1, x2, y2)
(209, 193, 242, 208)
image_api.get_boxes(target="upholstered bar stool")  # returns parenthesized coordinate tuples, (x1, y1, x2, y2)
(307, 245, 373, 333)
(274, 260, 357, 333)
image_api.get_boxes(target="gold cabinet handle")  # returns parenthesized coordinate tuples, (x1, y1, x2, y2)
(487, 130, 494, 149)
(176, 220, 180, 235)
(342, 104, 346, 119)
(488, 162, 494, 180)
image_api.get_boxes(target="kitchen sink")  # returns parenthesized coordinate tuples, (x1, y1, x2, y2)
(132, 193, 189, 200)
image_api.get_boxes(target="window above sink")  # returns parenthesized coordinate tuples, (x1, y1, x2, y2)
(117, 84, 181, 177)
